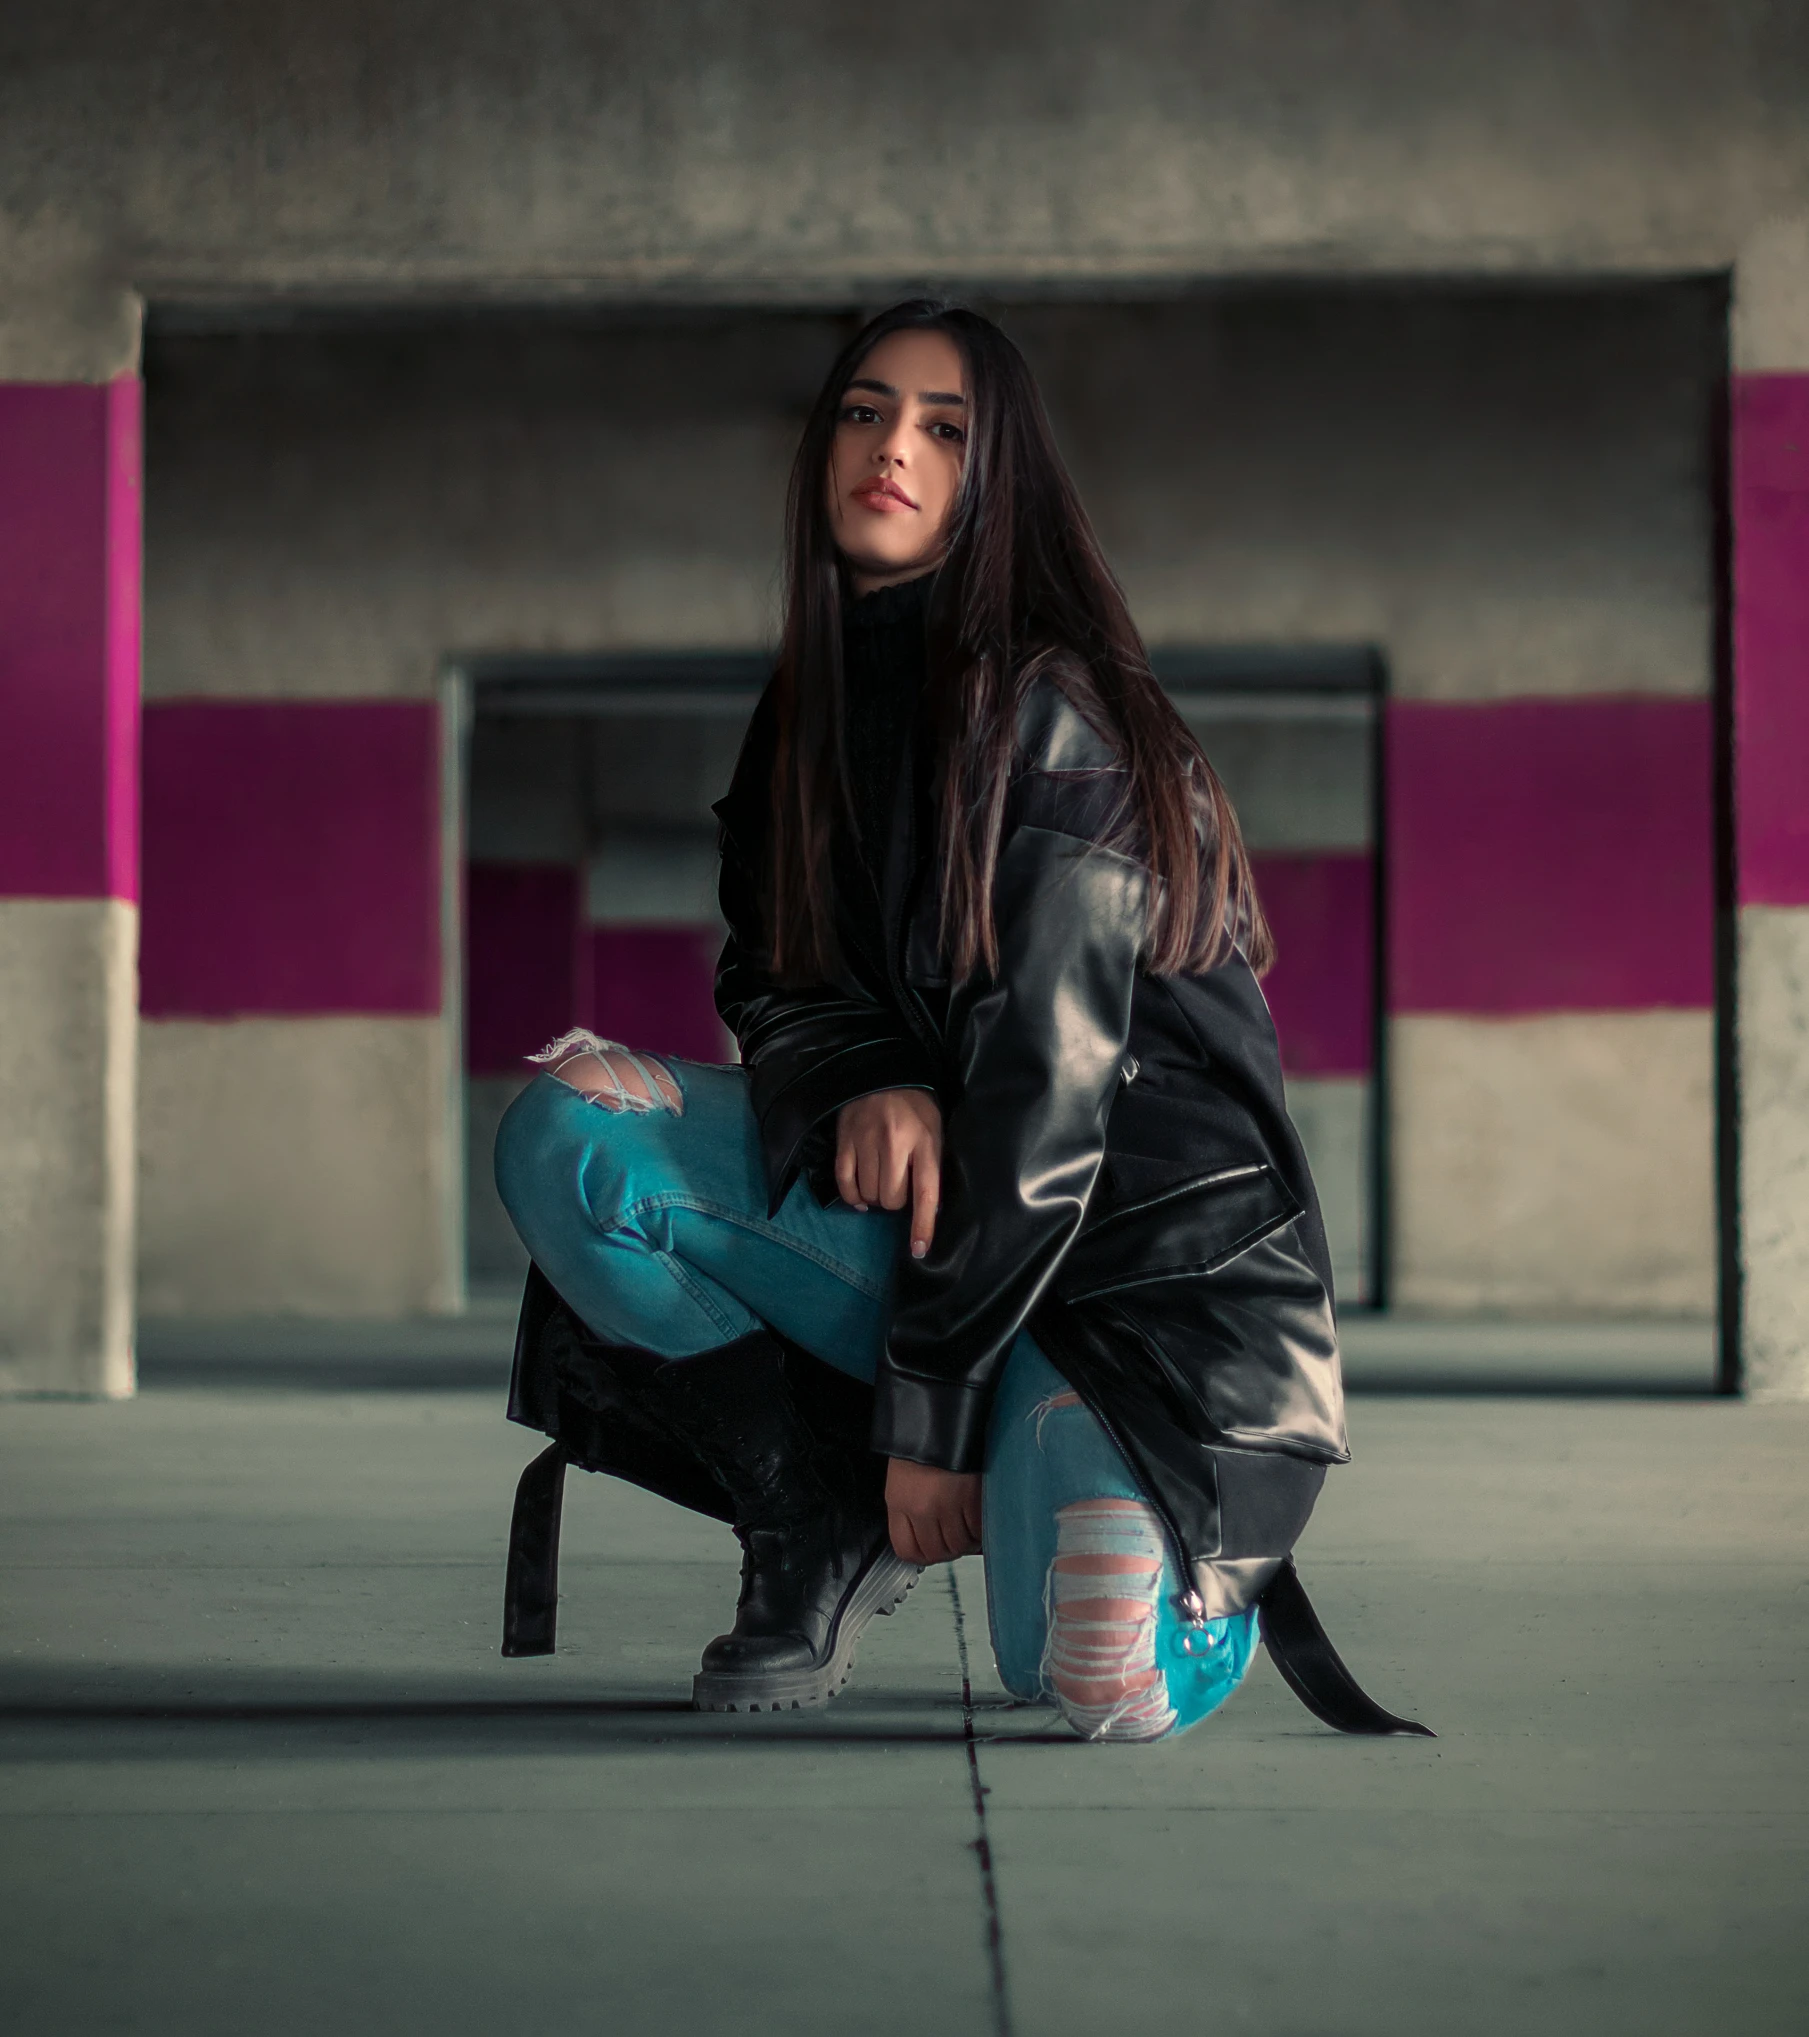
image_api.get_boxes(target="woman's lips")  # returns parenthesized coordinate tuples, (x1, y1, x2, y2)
(852, 478, 917, 513)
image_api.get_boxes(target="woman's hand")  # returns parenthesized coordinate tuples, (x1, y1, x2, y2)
(885, 1459, 983, 1565)
(835, 1088, 942, 1259)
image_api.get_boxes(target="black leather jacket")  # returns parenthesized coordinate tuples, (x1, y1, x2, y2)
(714, 664, 1351, 1621)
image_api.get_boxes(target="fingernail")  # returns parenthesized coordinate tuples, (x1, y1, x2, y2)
(911, 1239, 928, 1259)
(855, 1202, 869, 1213)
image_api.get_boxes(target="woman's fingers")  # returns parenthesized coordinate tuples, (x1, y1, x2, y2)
(901, 1510, 957, 1566)
(884, 1461, 983, 1566)
(878, 1125, 913, 1212)
(835, 1092, 945, 1232)
(855, 1130, 883, 1209)
(888, 1487, 938, 1564)
(834, 1133, 866, 1210)
(909, 1144, 940, 1259)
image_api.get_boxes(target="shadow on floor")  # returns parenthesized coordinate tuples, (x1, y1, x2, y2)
(135, 1307, 1723, 1398)
(0, 1660, 1003, 1758)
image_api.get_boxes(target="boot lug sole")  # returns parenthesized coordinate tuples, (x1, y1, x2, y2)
(692, 1550, 923, 1713)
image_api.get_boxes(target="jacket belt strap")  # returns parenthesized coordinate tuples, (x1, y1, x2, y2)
(501, 1442, 567, 1658)
(1258, 1559, 1434, 1737)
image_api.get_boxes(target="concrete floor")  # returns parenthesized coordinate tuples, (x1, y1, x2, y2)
(3, 1370, 1806, 2035)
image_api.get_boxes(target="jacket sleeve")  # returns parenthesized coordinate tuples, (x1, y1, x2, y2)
(872, 721, 1147, 1472)
(714, 687, 938, 1213)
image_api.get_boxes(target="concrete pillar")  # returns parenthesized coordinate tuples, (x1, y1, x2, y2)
(1733, 221, 1809, 1396)
(0, 359, 142, 1396)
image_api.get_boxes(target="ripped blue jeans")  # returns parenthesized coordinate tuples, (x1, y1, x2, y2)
(494, 1056, 1258, 1742)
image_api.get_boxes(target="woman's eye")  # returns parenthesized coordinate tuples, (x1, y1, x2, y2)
(929, 421, 966, 444)
(838, 404, 882, 426)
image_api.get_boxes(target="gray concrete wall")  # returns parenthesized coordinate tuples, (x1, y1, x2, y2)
(143, 317, 845, 701)
(1741, 910, 1809, 1396)
(1016, 290, 1722, 698)
(3, 1, 1807, 361)
(138, 1015, 458, 1317)
(0, 902, 136, 1394)
(149, 286, 1721, 704)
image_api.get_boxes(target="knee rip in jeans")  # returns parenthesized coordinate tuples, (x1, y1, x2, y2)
(1042, 1497, 1178, 1743)
(529, 1030, 684, 1116)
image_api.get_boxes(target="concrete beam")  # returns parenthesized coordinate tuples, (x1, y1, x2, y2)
(0, 215, 140, 382)
(1734, 216, 1809, 375)
(3, 7, 1808, 298)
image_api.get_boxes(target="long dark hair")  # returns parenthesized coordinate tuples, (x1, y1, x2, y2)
(767, 299, 1271, 983)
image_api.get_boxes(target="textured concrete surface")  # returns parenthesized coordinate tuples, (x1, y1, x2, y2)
(465, 1074, 533, 1289)
(1740, 906, 1809, 1397)
(144, 291, 1721, 707)
(0, 900, 136, 1396)
(3, 1367, 1804, 2035)
(4, 4, 1808, 326)
(1736, 214, 1809, 369)
(1014, 291, 1721, 703)
(1392, 1010, 1716, 1317)
(138, 1015, 461, 1318)
(1286, 1075, 1371, 1303)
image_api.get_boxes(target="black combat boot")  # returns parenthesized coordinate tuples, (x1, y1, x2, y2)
(642, 1338, 922, 1712)
(502, 1268, 737, 1658)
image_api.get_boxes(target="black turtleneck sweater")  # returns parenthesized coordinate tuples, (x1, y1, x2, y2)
(834, 571, 932, 976)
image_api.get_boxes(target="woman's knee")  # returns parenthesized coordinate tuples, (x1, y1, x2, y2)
(492, 1080, 562, 1231)
(528, 1030, 683, 1115)
(493, 1038, 683, 1219)
(1042, 1498, 1179, 1744)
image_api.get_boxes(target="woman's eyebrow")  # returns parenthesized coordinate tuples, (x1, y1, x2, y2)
(845, 376, 966, 407)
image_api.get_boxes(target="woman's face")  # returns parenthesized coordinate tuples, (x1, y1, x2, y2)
(826, 327, 969, 594)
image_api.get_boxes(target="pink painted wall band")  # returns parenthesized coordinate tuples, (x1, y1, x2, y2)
(581, 926, 729, 1065)
(0, 380, 141, 901)
(466, 863, 581, 1075)
(1250, 852, 1373, 1078)
(1733, 373, 1809, 907)
(1387, 696, 1713, 1015)
(141, 700, 441, 1017)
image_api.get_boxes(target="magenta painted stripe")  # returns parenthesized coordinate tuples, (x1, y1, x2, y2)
(1388, 697, 1713, 1014)
(582, 926, 728, 1064)
(0, 381, 141, 900)
(141, 701, 440, 1017)
(105, 379, 142, 903)
(1251, 853, 1373, 1077)
(466, 863, 581, 1075)
(1734, 374, 1809, 906)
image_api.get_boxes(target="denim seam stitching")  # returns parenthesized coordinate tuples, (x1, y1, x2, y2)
(617, 1192, 894, 1304)
(649, 1247, 754, 1342)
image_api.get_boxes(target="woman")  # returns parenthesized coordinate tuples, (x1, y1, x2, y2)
(494, 301, 1426, 1743)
